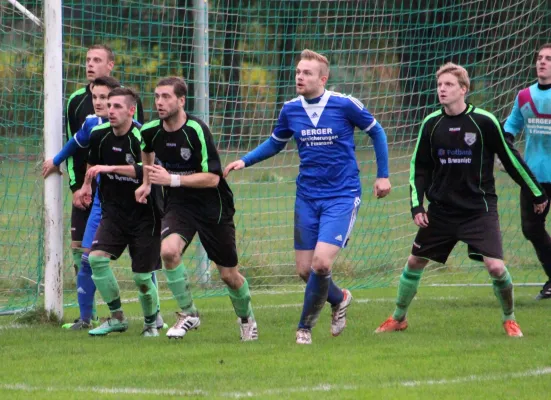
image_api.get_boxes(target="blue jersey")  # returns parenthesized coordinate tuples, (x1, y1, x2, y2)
(271, 90, 388, 199)
(504, 83, 551, 183)
(74, 115, 107, 148)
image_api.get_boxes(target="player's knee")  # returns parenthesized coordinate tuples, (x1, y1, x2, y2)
(71, 241, 83, 250)
(407, 255, 428, 270)
(295, 263, 310, 282)
(311, 255, 331, 275)
(133, 273, 153, 294)
(160, 246, 180, 267)
(485, 259, 505, 277)
(219, 267, 241, 287)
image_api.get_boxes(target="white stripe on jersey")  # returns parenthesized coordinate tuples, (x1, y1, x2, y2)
(363, 119, 377, 132)
(330, 91, 365, 110)
(271, 133, 292, 142)
(284, 96, 301, 105)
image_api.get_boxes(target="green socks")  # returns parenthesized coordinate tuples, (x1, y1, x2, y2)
(72, 248, 84, 276)
(89, 255, 121, 313)
(133, 273, 159, 326)
(492, 267, 515, 321)
(228, 278, 254, 319)
(164, 263, 197, 314)
(392, 264, 423, 321)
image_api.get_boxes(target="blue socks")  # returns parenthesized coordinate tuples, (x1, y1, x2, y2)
(298, 269, 331, 330)
(327, 279, 344, 306)
(77, 252, 97, 323)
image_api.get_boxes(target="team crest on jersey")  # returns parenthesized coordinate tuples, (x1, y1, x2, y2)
(125, 153, 135, 164)
(180, 147, 191, 161)
(464, 132, 477, 146)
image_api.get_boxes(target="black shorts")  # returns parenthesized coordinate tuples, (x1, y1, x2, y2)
(411, 206, 503, 264)
(161, 206, 238, 268)
(71, 204, 92, 242)
(91, 216, 161, 273)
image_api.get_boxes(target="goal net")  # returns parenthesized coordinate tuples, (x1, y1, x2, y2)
(1, 0, 549, 313)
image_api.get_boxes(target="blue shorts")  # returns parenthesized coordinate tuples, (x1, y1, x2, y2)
(294, 195, 361, 250)
(82, 191, 101, 250)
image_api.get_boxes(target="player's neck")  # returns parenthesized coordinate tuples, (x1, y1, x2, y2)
(443, 100, 467, 116)
(162, 111, 187, 132)
(537, 77, 551, 86)
(303, 88, 325, 100)
(112, 120, 133, 136)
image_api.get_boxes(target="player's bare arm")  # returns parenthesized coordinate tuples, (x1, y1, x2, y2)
(135, 151, 155, 203)
(145, 164, 220, 188)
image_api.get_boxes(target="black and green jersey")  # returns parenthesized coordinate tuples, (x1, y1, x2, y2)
(410, 104, 546, 216)
(140, 114, 235, 222)
(64, 84, 145, 192)
(88, 122, 155, 223)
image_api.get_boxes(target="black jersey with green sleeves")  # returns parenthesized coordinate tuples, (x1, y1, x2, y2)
(65, 84, 145, 192)
(88, 122, 155, 221)
(409, 104, 546, 217)
(140, 115, 235, 222)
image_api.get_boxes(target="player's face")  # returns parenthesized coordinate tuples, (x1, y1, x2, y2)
(536, 48, 551, 83)
(154, 85, 185, 121)
(86, 49, 114, 82)
(107, 95, 135, 129)
(91, 85, 111, 118)
(295, 60, 327, 98)
(437, 73, 467, 106)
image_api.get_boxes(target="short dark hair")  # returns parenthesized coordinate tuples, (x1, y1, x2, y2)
(156, 76, 188, 97)
(88, 44, 115, 62)
(92, 76, 121, 90)
(538, 43, 551, 54)
(108, 87, 138, 107)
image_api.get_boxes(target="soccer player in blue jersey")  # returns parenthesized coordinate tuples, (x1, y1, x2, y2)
(504, 44, 551, 300)
(224, 49, 391, 344)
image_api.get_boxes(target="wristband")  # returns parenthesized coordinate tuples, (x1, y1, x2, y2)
(170, 174, 181, 187)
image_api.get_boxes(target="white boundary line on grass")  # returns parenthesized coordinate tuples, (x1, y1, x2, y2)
(1, 367, 550, 397)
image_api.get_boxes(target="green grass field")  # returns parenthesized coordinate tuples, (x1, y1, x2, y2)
(1, 286, 550, 399)
(1, 140, 551, 399)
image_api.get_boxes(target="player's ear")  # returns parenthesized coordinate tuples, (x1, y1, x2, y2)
(179, 96, 186, 109)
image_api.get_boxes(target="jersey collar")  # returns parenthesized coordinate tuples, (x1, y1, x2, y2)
(302, 90, 328, 104)
(442, 103, 474, 118)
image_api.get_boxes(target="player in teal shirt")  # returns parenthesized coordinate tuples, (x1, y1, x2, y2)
(504, 43, 551, 299)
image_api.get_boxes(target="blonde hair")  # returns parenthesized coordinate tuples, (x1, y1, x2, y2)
(436, 62, 470, 91)
(300, 49, 330, 77)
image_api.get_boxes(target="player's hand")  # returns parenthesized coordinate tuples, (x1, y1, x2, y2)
(144, 164, 171, 186)
(72, 189, 88, 210)
(413, 212, 429, 228)
(79, 184, 93, 207)
(223, 160, 245, 178)
(86, 165, 113, 180)
(135, 183, 151, 204)
(42, 159, 61, 178)
(534, 199, 549, 214)
(373, 178, 391, 199)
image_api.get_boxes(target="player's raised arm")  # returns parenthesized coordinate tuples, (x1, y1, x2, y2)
(224, 107, 291, 177)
